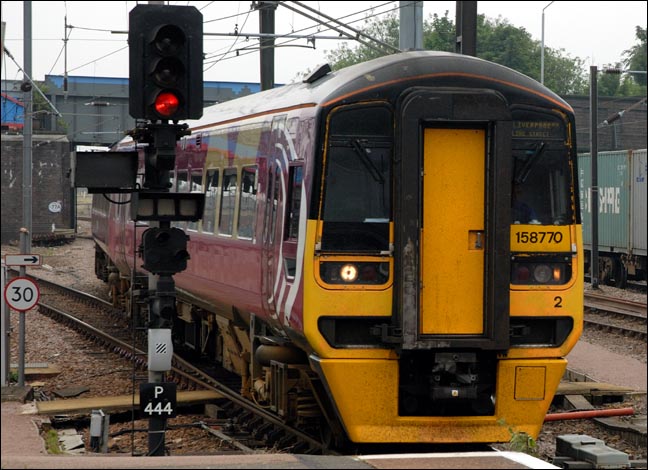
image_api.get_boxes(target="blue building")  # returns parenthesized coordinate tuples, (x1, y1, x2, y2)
(1, 92, 24, 132)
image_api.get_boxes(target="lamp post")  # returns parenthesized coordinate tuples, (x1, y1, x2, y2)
(589, 65, 599, 289)
(541, 1, 554, 85)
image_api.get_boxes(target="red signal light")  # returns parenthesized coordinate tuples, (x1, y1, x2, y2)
(154, 91, 180, 118)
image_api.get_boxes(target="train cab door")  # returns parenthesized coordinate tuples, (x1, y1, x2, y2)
(421, 127, 486, 335)
(395, 89, 512, 351)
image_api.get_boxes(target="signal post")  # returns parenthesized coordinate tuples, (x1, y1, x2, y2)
(128, 4, 203, 456)
(72, 4, 204, 456)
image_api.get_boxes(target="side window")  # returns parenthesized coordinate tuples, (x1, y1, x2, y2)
(169, 171, 176, 193)
(176, 171, 189, 193)
(238, 166, 258, 240)
(219, 168, 237, 236)
(203, 169, 220, 234)
(190, 170, 203, 192)
(286, 166, 303, 240)
(187, 169, 203, 231)
(174, 171, 189, 229)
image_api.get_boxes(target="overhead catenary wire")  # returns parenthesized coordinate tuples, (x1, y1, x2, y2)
(288, 0, 401, 54)
(3, 46, 62, 117)
(599, 97, 647, 127)
(66, 45, 128, 73)
(203, 6, 253, 73)
(202, 1, 402, 69)
(277, 1, 396, 57)
(4, 1, 402, 80)
(46, 11, 70, 76)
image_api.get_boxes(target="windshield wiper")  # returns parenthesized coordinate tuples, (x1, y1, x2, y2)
(514, 142, 545, 184)
(351, 139, 385, 184)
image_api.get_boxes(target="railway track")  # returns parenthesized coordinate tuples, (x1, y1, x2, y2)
(15, 271, 330, 455)
(10, 268, 645, 460)
(584, 292, 647, 340)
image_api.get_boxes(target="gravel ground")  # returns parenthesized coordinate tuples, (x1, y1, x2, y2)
(3, 227, 236, 455)
(3, 222, 646, 462)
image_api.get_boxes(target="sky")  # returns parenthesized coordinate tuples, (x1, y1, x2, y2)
(1, 1, 646, 86)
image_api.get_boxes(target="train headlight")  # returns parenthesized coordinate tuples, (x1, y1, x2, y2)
(319, 261, 390, 285)
(511, 257, 571, 285)
(340, 264, 359, 282)
(533, 264, 552, 283)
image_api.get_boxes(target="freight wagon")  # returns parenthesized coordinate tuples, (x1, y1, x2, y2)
(578, 149, 647, 287)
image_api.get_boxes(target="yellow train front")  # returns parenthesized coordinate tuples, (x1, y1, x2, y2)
(297, 51, 583, 445)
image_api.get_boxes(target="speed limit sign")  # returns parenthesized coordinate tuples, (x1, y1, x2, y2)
(4, 277, 40, 312)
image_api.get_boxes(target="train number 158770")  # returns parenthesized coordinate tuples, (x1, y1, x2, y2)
(514, 231, 563, 244)
(510, 226, 571, 252)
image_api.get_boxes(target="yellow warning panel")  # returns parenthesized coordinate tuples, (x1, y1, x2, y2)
(515, 366, 546, 400)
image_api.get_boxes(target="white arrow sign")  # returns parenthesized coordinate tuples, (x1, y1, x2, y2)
(4, 254, 42, 267)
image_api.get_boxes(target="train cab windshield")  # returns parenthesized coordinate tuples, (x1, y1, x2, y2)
(511, 109, 574, 225)
(320, 104, 393, 253)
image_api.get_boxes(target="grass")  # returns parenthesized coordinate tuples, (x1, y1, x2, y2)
(497, 418, 538, 456)
(43, 430, 64, 454)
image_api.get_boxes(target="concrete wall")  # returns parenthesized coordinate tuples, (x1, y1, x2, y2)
(1, 134, 73, 244)
(566, 95, 647, 153)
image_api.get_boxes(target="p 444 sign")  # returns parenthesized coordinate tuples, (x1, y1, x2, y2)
(4, 277, 40, 312)
(139, 383, 177, 418)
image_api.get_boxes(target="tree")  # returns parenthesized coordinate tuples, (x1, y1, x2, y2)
(542, 48, 588, 95)
(31, 81, 68, 132)
(422, 11, 455, 52)
(323, 11, 589, 95)
(476, 15, 539, 77)
(598, 63, 624, 97)
(321, 9, 399, 71)
(622, 26, 647, 89)
(591, 26, 645, 97)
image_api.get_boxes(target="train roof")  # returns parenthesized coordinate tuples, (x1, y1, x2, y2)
(187, 50, 572, 131)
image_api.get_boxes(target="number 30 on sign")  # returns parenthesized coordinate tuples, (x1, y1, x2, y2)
(4, 277, 40, 312)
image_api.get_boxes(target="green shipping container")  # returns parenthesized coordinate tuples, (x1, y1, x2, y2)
(578, 149, 647, 285)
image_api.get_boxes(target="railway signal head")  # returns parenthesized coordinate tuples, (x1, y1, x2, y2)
(128, 4, 203, 121)
(141, 227, 190, 275)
